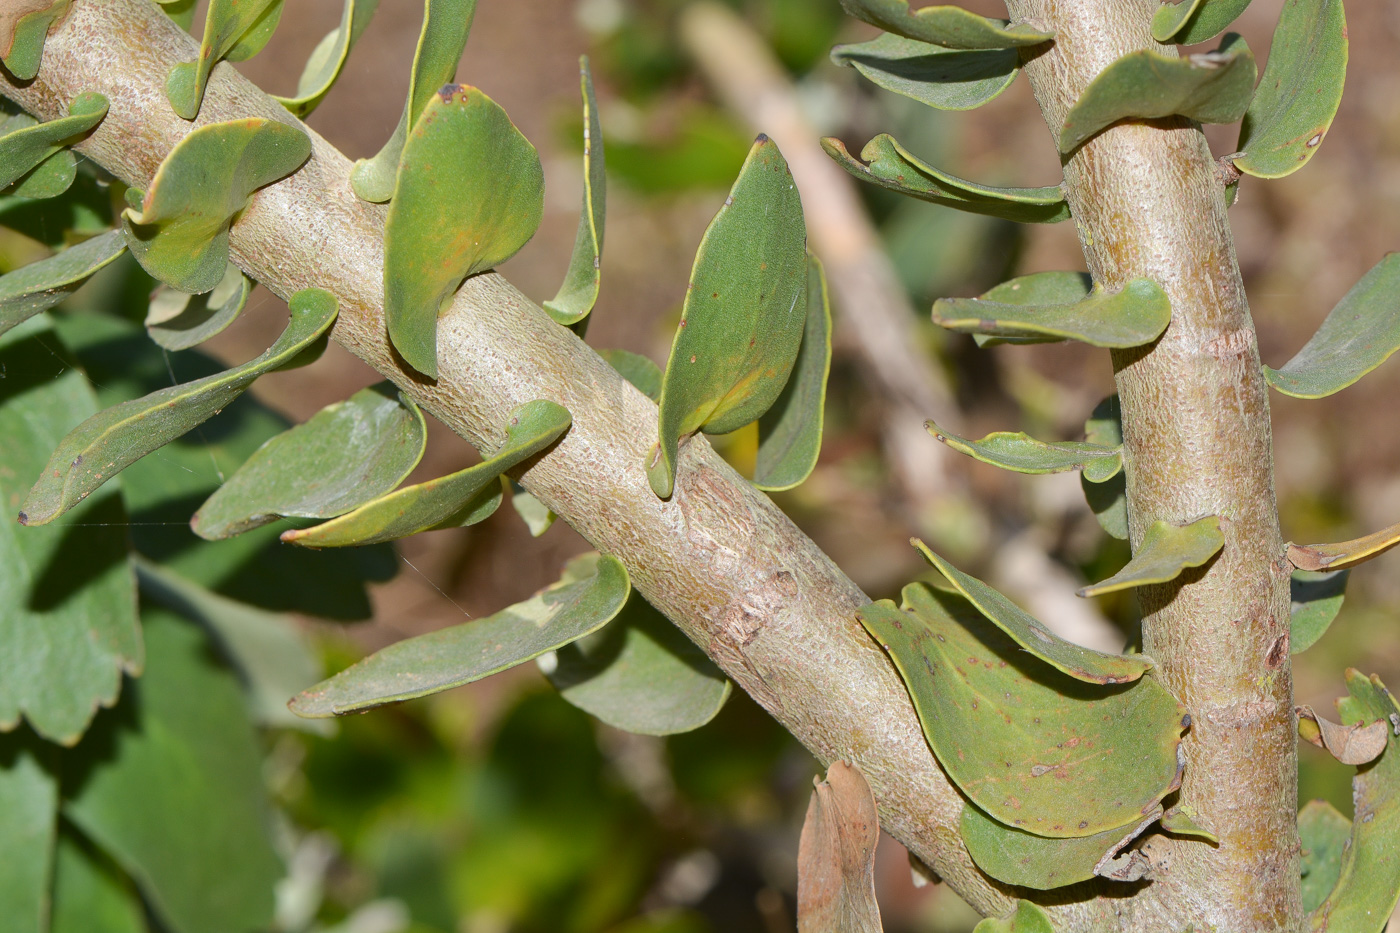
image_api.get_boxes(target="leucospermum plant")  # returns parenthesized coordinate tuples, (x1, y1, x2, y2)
(1, 0, 1398, 931)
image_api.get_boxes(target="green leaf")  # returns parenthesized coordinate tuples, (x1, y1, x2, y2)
(925, 422, 1122, 481)
(282, 399, 569, 547)
(351, 0, 478, 202)
(1160, 803, 1218, 842)
(647, 135, 808, 499)
(291, 553, 630, 717)
(156, 0, 195, 30)
(912, 540, 1153, 684)
(122, 118, 310, 293)
(830, 33, 1019, 111)
(837, 0, 1053, 49)
(1233, 0, 1345, 179)
(1078, 516, 1224, 597)
(1152, 0, 1252, 45)
(224, 0, 283, 63)
(545, 592, 730, 735)
(1081, 396, 1129, 539)
(1290, 569, 1348, 654)
(823, 135, 1068, 224)
(273, 0, 379, 117)
(754, 253, 832, 492)
(0, 229, 126, 339)
(959, 801, 1161, 889)
(144, 260, 251, 350)
(508, 481, 556, 537)
(796, 762, 882, 933)
(599, 348, 662, 401)
(933, 277, 1171, 349)
(64, 609, 282, 933)
(1, 0, 69, 81)
(1150, 0, 1206, 42)
(1264, 254, 1400, 399)
(858, 583, 1184, 837)
(0, 732, 57, 933)
(1288, 518, 1400, 572)
(383, 84, 544, 377)
(544, 56, 606, 328)
(191, 381, 427, 539)
(50, 831, 146, 933)
(20, 288, 338, 526)
(972, 900, 1058, 932)
(0, 317, 140, 745)
(165, 0, 281, 119)
(1058, 34, 1257, 153)
(0, 92, 107, 192)
(1298, 799, 1350, 913)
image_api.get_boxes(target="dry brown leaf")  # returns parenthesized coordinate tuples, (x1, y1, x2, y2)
(1296, 705, 1389, 765)
(797, 760, 882, 933)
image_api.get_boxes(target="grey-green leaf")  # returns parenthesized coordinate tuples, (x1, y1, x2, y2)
(830, 33, 1019, 111)
(291, 553, 630, 717)
(972, 900, 1058, 933)
(1151, 0, 1206, 42)
(838, 0, 1053, 50)
(0, 92, 107, 192)
(1082, 395, 1129, 539)
(1079, 516, 1224, 597)
(926, 421, 1122, 480)
(934, 277, 1171, 348)
(1, 0, 69, 81)
(508, 481, 556, 537)
(599, 348, 662, 401)
(1298, 799, 1350, 913)
(0, 230, 126, 339)
(1290, 569, 1349, 655)
(165, 0, 281, 119)
(272, 0, 379, 118)
(144, 261, 251, 351)
(544, 56, 606, 327)
(1153, 0, 1252, 45)
(960, 802, 1161, 889)
(0, 733, 57, 933)
(969, 271, 1091, 346)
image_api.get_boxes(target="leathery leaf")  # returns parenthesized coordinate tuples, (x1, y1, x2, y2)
(351, 0, 477, 202)
(282, 399, 570, 547)
(1264, 254, 1400, 399)
(647, 135, 808, 499)
(0, 92, 107, 192)
(192, 382, 428, 540)
(972, 900, 1057, 933)
(913, 540, 1153, 684)
(960, 802, 1163, 889)
(796, 761, 882, 933)
(967, 271, 1090, 346)
(1058, 34, 1256, 153)
(932, 277, 1170, 349)
(543, 56, 606, 328)
(1153, 0, 1252, 45)
(1, 0, 69, 81)
(20, 288, 338, 526)
(838, 0, 1053, 50)
(0, 732, 57, 933)
(858, 583, 1185, 837)
(925, 422, 1121, 482)
(1233, 0, 1346, 179)
(0, 230, 125, 339)
(291, 552, 629, 717)
(599, 348, 662, 401)
(1079, 516, 1224, 597)
(165, 0, 282, 119)
(122, 118, 311, 293)
(1290, 569, 1349, 654)
(144, 261, 251, 351)
(823, 135, 1068, 224)
(383, 84, 544, 378)
(1298, 799, 1350, 913)
(273, 0, 379, 118)
(1287, 517, 1400, 572)
(1082, 396, 1129, 539)
(830, 33, 1020, 112)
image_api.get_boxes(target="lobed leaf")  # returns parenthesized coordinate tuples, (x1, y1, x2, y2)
(273, 0, 379, 118)
(544, 56, 606, 328)
(599, 348, 662, 401)
(165, 0, 282, 119)
(1, 0, 69, 81)
(1298, 799, 1349, 913)
(838, 0, 1053, 50)
(925, 421, 1121, 480)
(932, 277, 1171, 349)
(1290, 569, 1348, 654)
(1078, 516, 1224, 597)
(291, 553, 630, 717)
(972, 900, 1057, 933)
(1152, 0, 1251, 45)
(0, 91, 107, 193)
(383, 84, 544, 377)
(830, 33, 1019, 111)
(0, 733, 57, 933)
(1287, 517, 1400, 572)
(0, 229, 125, 339)
(796, 761, 882, 933)
(959, 802, 1162, 889)
(144, 261, 251, 350)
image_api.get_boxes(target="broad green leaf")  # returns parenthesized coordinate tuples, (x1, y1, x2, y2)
(0, 733, 57, 933)
(292, 553, 630, 717)
(1298, 799, 1350, 913)
(926, 422, 1121, 481)
(968, 271, 1091, 346)
(0, 157, 113, 243)
(1058, 34, 1257, 153)
(1, 0, 69, 81)
(191, 381, 427, 539)
(156, 0, 196, 30)
(283, 399, 569, 547)
(1233, 0, 1346, 179)
(859, 583, 1184, 836)
(647, 135, 808, 499)
(122, 118, 310, 293)
(823, 135, 1068, 224)
(224, 0, 283, 64)
(1081, 396, 1129, 539)
(0, 92, 107, 191)
(351, 0, 477, 202)
(165, 0, 281, 119)
(21, 288, 337, 526)
(959, 801, 1161, 889)
(50, 832, 146, 933)
(599, 348, 662, 401)
(1160, 803, 1218, 842)
(545, 593, 730, 735)
(508, 481, 556, 537)
(0, 229, 126, 339)
(933, 277, 1171, 348)
(913, 540, 1153, 684)
(64, 609, 282, 933)
(144, 261, 250, 350)
(1153, 0, 1252, 45)
(0, 109, 81, 199)
(796, 761, 881, 933)
(0, 317, 140, 745)
(1151, 0, 1206, 42)
(544, 56, 606, 328)
(755, 253, 831, 492)
(1079, 516, 1224, 597)
(838, 0, 1053, 50)
(273, 0, 380, 117)
(1264, 254, 1400, 399)
(383, 84, 544, 377)
(830, 33, 1019, 111)
(1288, 518, 1400, 572)
(1308, 671, 1400, 931)
(972, 900, 1057, 932)
(1290, 569, 1348, 654)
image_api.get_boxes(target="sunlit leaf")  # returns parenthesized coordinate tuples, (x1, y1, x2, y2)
(0, 229, 125, 339)
(972, 900, 1057, 932)
(0, 732, 56, 933)
(20, 288, 337, 526)
(0, 92, 107, 192)
(925, 422, 1121, 481)
(192, 382, 427, 539)
(933, 277, 1170, 348)
(1297, 705, 1388, 766)
(830, 33, 1019, 111)
(144, 261, 250, 350)
(509, 481, 557, 537)
(967, 271, 1090, 346)
(600, 348, 662, 401)
(224, 0, 283, 63)
(823, 135, 1068, 224)
(959, 802, 1161, 889)
(1058, 34, 1256, 152)
(273, 0, 379, 117)
(1151, 0, 1205, 42)
(291, 553, 630, 717)
(1160, 803, 1218, 842)
(1233, 0, 1346, 179)
(384, 84, 544, 377)
(165, 0, 280, 119)
(1288, 517, 1400, 572)
(647, 135, 808, 499)
(1298, 799, 1349, 913)
(1290, 569, 1348, 654)
(0, 0, 68, 81)
(838, 0, 1053, 49)
(1153, 0, 1251, 44)
(796, 761, 881, 933)
(0, 109, 82, 200)
(155, 0, 196, 30)
(544, 56, 606, 328)
(1079, 516, 1223, 597)
(122, 118, 311, 293)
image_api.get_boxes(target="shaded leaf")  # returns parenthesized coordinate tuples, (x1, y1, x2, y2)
(1150, 0, 1206, 43)
(858, 583, 1184, 836)
(0, 92, 107, 192)
(1297, 706, 1388, 766)
(1298, 799, 1349, 913)
(830, 33, 1019, 111)
(272, 0, 379, 118)
(1160, 803, 1218, 842)
(1153, 0, 1251, 45)
(926, 422, 1120, 481)
(1058, 34, 1256, 153)
(155, 0, 196, 30)
(972, 900, 1057, 932)
(509, 481, 556, 538)
(796, 761, 881, 933)
(1288, 517, 1400, 572)
(384, 84, 544, 378)
(1079, 516, 1223, 597)
(544, 56, 606, 328)
(1233, 0, 1346, 179)
(1084, 472, 1130, 540)
(599, 348, 662, 401)
(122, 118, 311, 293)
(0, 229, 126, 339)
(932, 277, 1171, 349)
(838, 0, 1053, 49)
(959, 802, 1160, 889)
(1290, 569, 1348, 654)
(0, 0, 68, 81)
(49, 831, 146, 933)
(647, 135, 808, 499)
(0, 732, 57, 933)
(21, 288, 338, 526)
(144, 260, 250, 350)
(291, 553, 630, 717)
(165, 0, 281, 119)
(823, 135, 1068, 224)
